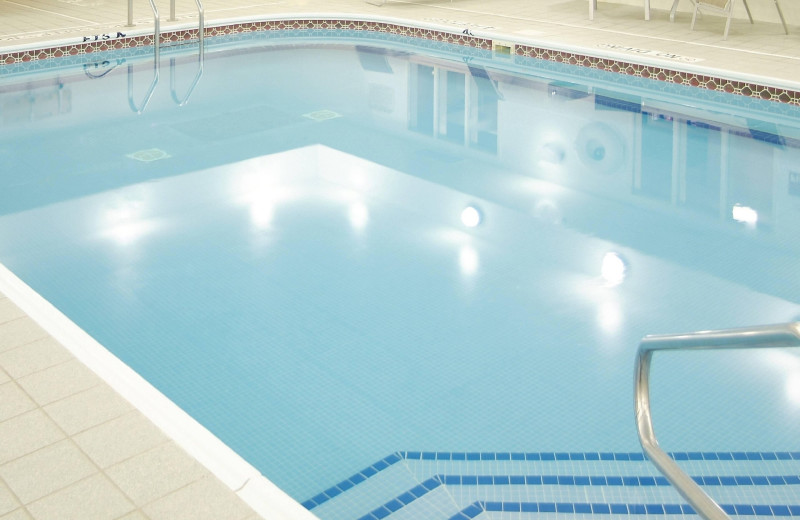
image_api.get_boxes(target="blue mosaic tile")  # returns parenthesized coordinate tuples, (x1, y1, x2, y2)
(509, 475, 525, 485)
(592, 503, 611, 514)
(664, 504, 683, 514)
(735, 504, 757, 515)
(773, 506, 792, 516)
(503, 502, 522, 512)
(556, 502, 575, 513)
(510, 452, 525, 460)
(484, 501, 503, 512)
(575, 502, 592, 513)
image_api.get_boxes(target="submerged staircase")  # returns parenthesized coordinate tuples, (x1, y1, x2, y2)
(302, 450, 800, 520)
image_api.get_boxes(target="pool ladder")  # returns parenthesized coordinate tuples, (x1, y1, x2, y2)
(635, 322, 800, 520)
(126, 0, 205, 114)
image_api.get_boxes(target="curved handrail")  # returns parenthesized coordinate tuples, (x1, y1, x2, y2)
(127, 63, 159, 114)
(170, 55, 203, 106)
(634, 322, 800, 520)
(170, 0, 205, 51)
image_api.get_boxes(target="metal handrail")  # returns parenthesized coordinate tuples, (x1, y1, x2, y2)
(126, 0, 160, 62)
(170, 55, 203, 106)
(170, 0, 205, 51)
(634, 322, 800, 520)
(127, 62, 159, 114)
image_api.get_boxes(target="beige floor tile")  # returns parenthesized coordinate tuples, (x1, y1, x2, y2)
(105, 443, 207, 507)
(0, 369, 8, 385)
(142, 476, 254, 520)
(73, 411, 169, 469)
(16, 359, 101, 406)
(0, 319, 48, 355)
(0, 440, 98, 504)
(43, 383, 133, 436)
(0, 509, 34, 520)
(114, 512, 149, 520)
(0, 338, 73, 380)
(0, 301, 25, 327)
(0, 410, 64, 465)
(0, 482, 20, 517)
(26, 474, 135, 520)
(0, 383, 37, 423)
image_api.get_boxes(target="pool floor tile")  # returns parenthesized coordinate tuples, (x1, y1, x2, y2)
(0, 482, 19, 517)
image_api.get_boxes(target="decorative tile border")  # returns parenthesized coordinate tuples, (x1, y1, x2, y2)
(302, 451, 800, 510)
(0, 18, 798, 106)
(514, 43, 800, 106)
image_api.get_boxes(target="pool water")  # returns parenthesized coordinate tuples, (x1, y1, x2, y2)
(1, 30, 800, 518)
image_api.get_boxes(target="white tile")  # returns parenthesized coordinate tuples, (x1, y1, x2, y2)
(0, 481, 20, 516)
(16, 360, 100, 406)
(73, 411, 169, 468)
(0, 440, 97, 504)
(105, 442, 207, 506)
(0, 337, 73, 380)
(43, 383, 133, 436)
(26, 474, 135, 520)
(0, 301, 25, 326)
(0, 383, 36, 422)
(0, 319, 48, 355)
(0, 410, 64, 465)
(142, 476, 254, 520)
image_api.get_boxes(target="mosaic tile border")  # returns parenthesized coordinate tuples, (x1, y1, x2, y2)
(302, 451, 800, 510)
(447, 501, 800, 519)
(0, 18, 798, 107)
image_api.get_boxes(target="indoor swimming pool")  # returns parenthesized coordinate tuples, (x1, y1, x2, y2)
(1, 26, 800, 519)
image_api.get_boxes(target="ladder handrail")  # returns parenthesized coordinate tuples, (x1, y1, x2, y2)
(170, 55, 203, 106)
(634, 322, 800, 520)
(149, 0, 160, 64)
(127, 62, 159, 114)
(170, 0, 205, 50)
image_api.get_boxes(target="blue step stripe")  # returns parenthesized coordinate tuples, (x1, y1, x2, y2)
(448, 502, 800, 519)
(304, 450, 800, 510)
(354, 474, 800, 520)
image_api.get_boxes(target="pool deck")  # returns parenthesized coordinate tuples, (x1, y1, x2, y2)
(0, 0, 799, 519)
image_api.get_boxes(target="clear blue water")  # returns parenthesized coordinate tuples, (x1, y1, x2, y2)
(1, 30, 800, 512)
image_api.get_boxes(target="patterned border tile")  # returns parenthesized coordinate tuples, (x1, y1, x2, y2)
(0, 18, 797, 106)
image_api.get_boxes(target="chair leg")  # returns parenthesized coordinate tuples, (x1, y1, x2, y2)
(741, 0, 754, 23)
(690, 4, 699, 30)
(774, 0, 789, 34)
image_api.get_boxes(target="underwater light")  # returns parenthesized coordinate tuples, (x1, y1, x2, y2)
(461, 206, 482, 228)
(601, 252, 627, 286)
(732, 204, 758, 225)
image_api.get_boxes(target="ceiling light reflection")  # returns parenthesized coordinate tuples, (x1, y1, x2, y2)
(459, 245, 479, 276)
(348, 202, 369, 230)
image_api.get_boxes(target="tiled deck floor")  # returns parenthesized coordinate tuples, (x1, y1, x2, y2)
(0, 0, 799, 519)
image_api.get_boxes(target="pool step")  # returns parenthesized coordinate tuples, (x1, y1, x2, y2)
(302, 451, 800, 520)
